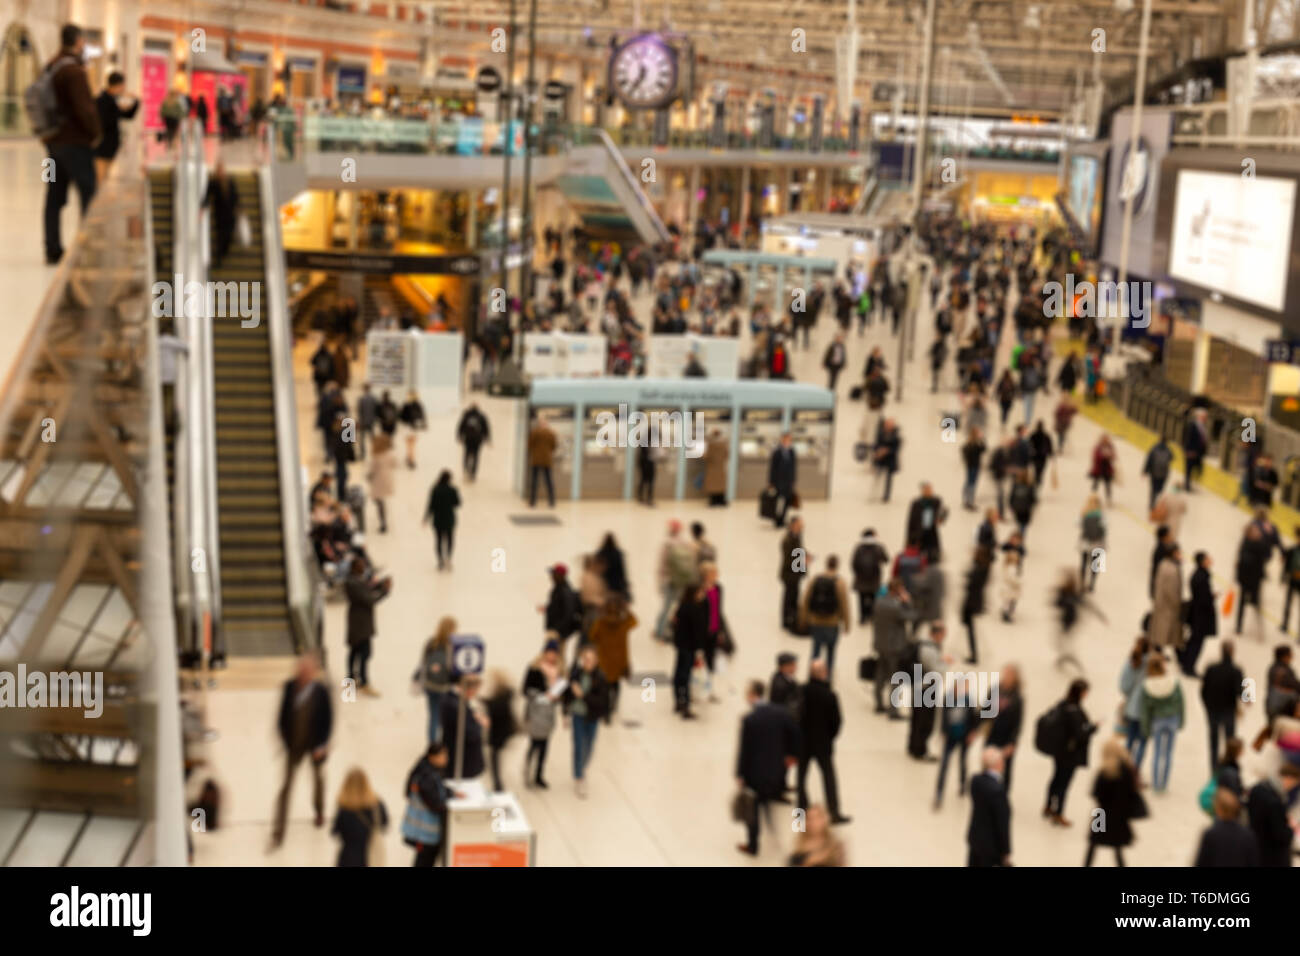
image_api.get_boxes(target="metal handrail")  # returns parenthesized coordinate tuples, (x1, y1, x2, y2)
(259, 164, 323, 654)
(590, 126, 670, 243)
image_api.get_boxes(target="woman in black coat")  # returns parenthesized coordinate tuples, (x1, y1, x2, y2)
(596, 533, 631, 602)
(1085, 738, 1142, 866)
(1181, 551, 1217, 675)
(672, 585, 710, 718)
(960, 546, 992, 665)
(331, 768, 387, 867)
(1045, 679, 1097, 827)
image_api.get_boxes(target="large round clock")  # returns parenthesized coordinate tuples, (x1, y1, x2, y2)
(608, 34, 679, 110)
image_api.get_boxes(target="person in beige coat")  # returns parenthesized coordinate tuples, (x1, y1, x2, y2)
(1150, 481, 1189, 542)
(527, 416, 557, 507)
(1149, 545, 1185, 650)
(703, 429, 729, 506)
(366, 432, 397, 533)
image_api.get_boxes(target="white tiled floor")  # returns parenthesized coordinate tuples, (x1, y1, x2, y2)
(189, 252, 1298, 868)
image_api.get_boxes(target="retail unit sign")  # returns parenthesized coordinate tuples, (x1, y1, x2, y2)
(284, 250, 481, 275)
(1167, 169, 1296, 313)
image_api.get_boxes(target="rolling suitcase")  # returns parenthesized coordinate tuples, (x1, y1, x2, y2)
(759, 487, 778, 520)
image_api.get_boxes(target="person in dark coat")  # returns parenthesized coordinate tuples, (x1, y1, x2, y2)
(1247, 763, 1299, 866)
(455, 403, 491, 480)
(1181, 551, 1217, 676)
(672, 583, 709, 718)
(960, 546, 992, 664)
(1181, 408, 1209, 491)
(345, 557, 391, 695)
(736, 680, 801, 856)
(1195, 788, 1260, 867)
(271, 654, 333, 848)
(595, 533, 631, 601)
(540, 563, 581, 652)
(1200, 640, 1243, 773)
(404, 743, 455, 866)
(850, 528, 889, 625)
(440, 675, 487, 780)
(483, 672, 517, 792)
(769, 652, 801, 715)
(201, 161, 239, 268)
(1044, 679, 1097, 826)
(1236, 521, 1272, 635)
(423, 470, 461, 571)
(330, 768, 387, 867)
(982, 664, 1024, 787)
(92, 71, 138, 181)
(967, 747, 1012, 866)
(796, 660, 848, 824)
(904, 482, 947, 563)
(42, 24, 102, 265)
(1085, 738, 1142, 866)
(779, 516, 807, 633)
(767, 432, 798, 528)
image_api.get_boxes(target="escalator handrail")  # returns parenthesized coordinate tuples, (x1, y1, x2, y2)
(589, 126, 671, 243)
(258, 165, 322, 653)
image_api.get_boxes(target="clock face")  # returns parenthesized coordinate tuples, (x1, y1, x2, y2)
(609, 36, 678, 109)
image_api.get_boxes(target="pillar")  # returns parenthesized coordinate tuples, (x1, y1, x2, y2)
(687, 165, 701, 233)
(739, 165, 752, 238)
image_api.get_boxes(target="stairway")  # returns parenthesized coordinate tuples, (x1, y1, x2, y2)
(208, 172, 293, 655)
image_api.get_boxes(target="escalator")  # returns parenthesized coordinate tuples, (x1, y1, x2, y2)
(148, 169, 177, 551)
(556, 127, 670, 244)
(208, 172, 294, 655)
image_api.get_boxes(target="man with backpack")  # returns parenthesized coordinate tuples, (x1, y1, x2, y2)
(1143, 437, 1175, 513)
(32, 24, 101, 266)
(654, 520, 699, 640)
(800, 555, 851, 676)
(851, 528, 889, 626)
(456, 402, 491, 481)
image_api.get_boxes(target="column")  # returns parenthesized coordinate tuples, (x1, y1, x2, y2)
(738, 165, 752, 239)
(687, 165, 701, 234)
(781, 166, 792, 215)
(466, 190, 478, 249)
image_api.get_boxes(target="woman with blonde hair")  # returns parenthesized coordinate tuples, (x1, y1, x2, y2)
(414, 617, 455, 744)
(331, 767, 388, 867)
(787, 805, 846, 867)
(1084, 737, 1143, 866)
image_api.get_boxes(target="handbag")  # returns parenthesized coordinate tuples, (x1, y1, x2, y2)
(717, 620, 736, 656)
(731, 787, 757, 826)
(400, 792, 442, 846)
(853, 441, 869, 463)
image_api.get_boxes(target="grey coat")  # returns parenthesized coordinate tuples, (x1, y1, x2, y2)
(872, 595, 915, 656)
(911, 565, 946, 624)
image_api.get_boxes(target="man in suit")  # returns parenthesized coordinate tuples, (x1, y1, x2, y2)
(271, 653, 333, 849)
(1195, 788, 1260, 867)
(984, 664, 1024, 788)
(779, 515, 808, 633)
(736, 680, 801, 856)
(797, 660, 850, 824)
(1200, 640, 1242, 772)
(1246, 762, 1299, 866)
(967, 747, 1012, 866)
(345, 557, 391, 696)
(1181, 407, 1209, 492)
(769, 652, 801, 715)
(767, 432, 797, 528)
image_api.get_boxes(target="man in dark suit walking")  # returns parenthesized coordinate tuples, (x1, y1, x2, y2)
(967, 747, 1012, 866)
(1200, 641, 1242, 772)
(271, 653, 333, 849)
(1246, 763, 1299, 866)
(767, 432, 798, 528)
(797, 660, 850, 824)
(736, 680, 801, 856)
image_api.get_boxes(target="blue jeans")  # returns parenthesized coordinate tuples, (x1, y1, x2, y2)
(425, 690, 445, 745)
(1124, 717, 1148, 771)
(655, 584, 681, 638)
(1149, 716, 1179, 791)
(962, 464, 979, 508)
(572, 714, 599, 780)
(935, 726, 969, 799)
(810, 624, 840, 674)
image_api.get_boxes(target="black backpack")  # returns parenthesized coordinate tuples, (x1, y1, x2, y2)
(1035, 704, 1067, 757)
(808, 576, 839, 616)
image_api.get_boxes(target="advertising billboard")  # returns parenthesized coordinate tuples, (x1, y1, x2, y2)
(1100, 107, 1173, 277)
